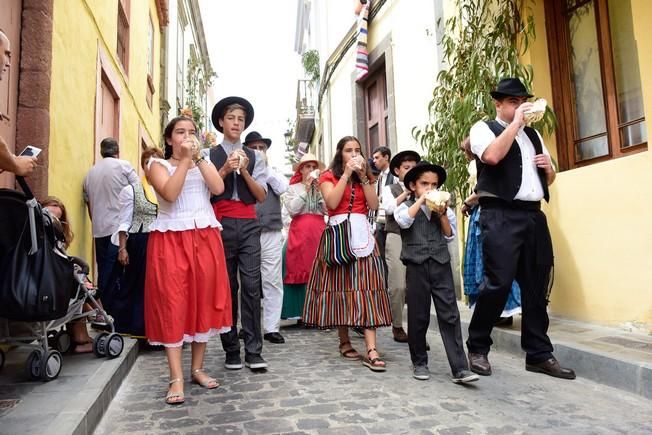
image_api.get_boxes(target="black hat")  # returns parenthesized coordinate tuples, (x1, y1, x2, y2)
(490, 78, 534, 100)
(403, 160, 447, 191)
(243, 131, 272, 148)
(389, 150, 421, 177)
(211, 96, 254, 132)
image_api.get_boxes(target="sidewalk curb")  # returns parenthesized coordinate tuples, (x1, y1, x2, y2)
(429, 313, 652, 400)
(49, 338, 139, 435)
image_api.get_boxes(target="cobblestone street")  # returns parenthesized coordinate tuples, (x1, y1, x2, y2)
(95, 324, 652, 435)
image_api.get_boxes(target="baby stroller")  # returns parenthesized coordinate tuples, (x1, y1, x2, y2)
(0, 178, 124, 381)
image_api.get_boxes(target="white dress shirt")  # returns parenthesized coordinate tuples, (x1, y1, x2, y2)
(83, 157, 139, 238)
(381, 181, 406, 216)
(201, 140, 268, 199)
(265, 166, 289, 196)
(394, 201, 456, 242)
(469, 117, 552, 201)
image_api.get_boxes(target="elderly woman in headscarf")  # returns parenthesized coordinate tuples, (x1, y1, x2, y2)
(280, 154, 327, 322)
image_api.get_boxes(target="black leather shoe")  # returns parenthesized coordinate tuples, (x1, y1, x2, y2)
(494, 316, 513, 327)
(526, 358, 576, 379)
(468, 353, 492, 376)
(264, 332, 285, 344)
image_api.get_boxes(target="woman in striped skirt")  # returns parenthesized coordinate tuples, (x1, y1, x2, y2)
(302, 136, 392, 371)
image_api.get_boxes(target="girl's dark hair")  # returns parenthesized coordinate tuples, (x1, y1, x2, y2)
(141, 147, 164, 170)
(40, 196, 74, 249)
(163, 116, 197, 159)
(329, 136, 374, 183)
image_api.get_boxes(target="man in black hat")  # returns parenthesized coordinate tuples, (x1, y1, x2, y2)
(208, 96, 269, 371)
(244, 131, 289, 345)
(394, 161, 477, 383)
(466, 77, 575, 380)
(380, 150, 421, 343)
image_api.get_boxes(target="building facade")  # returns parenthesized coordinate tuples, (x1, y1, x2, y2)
(296, 0, 651, 331)
(0, 0, 167, 264)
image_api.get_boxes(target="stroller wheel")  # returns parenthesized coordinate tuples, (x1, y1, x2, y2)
(93, 332, 109, 358)
(54, 330, 73, 353)
(25, 349, 44, 381)
(41, 350, 63, 381)
(106, 333, 124, 359)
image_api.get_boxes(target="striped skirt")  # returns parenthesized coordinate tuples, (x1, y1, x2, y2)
(302, 237, 392, 329)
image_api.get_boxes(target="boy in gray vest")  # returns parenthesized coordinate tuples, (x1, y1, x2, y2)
(208, 97, 269, 371)
(395, 161, 478, 384)
(244, 131, 289, 344)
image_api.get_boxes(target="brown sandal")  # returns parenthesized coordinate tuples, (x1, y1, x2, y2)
(339, 341, 361, 360)
(362, 348, 386, 372)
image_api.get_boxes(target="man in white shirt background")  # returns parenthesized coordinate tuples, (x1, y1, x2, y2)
(83, 137, 138, 323)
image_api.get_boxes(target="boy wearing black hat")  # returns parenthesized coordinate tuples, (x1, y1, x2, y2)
(244, 131, 289, 345)
(394, 161, 478, 383)
(466, 77, 575, 380)
(208, 96, 269, 371)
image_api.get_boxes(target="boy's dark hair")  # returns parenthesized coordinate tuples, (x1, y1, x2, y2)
(398, 154, 419, 166)
(372, 146, 391, 159)
(221, 103, 247, 120)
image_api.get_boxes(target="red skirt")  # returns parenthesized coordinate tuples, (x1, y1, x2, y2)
(144, 227, 232, 346)
(284, 214, 325, 284)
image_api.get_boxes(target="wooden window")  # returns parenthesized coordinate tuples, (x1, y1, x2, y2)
(146, 14, 155, 109)
(545, 0, 646, 170)
(363, 66, 388, 156)
(117, 0, 130, 74)
(95, 48, 121, 163)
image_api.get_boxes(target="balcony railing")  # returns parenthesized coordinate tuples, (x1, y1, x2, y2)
(296, 80, 316, 117)
(294, 79, 316, 144)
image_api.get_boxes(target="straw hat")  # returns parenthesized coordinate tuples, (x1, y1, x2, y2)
(293, 153, 325, 172)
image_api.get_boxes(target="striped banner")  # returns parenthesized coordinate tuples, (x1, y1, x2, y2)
(355, 0, 370, 82)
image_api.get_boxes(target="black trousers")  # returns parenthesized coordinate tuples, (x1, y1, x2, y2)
(466, 205, 554, 364)
(375, 227, 388, 284)
(406, 259, 467, 372)
(219, 217, 263, 357)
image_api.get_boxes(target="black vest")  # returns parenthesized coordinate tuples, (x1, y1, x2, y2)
(383, 183, 404, 235)
(209, 145, 257, 204)
(256, 185, 282, 231)
(475, 120, 550, 202)
(399, 198, 451, 265)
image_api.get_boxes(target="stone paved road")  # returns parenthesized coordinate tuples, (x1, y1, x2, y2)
(95, 324, 652, 434)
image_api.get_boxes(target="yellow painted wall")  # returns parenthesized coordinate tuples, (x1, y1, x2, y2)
(48, 0, 161, 264)
(528, 0, 652, 331)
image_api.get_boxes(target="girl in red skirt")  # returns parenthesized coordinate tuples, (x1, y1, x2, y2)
(146, 116, 232, 405)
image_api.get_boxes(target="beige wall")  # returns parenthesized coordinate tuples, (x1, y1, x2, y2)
(528, 0, 652, 331)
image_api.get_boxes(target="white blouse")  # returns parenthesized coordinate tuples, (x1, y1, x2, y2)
(147, 158, 221, 232)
